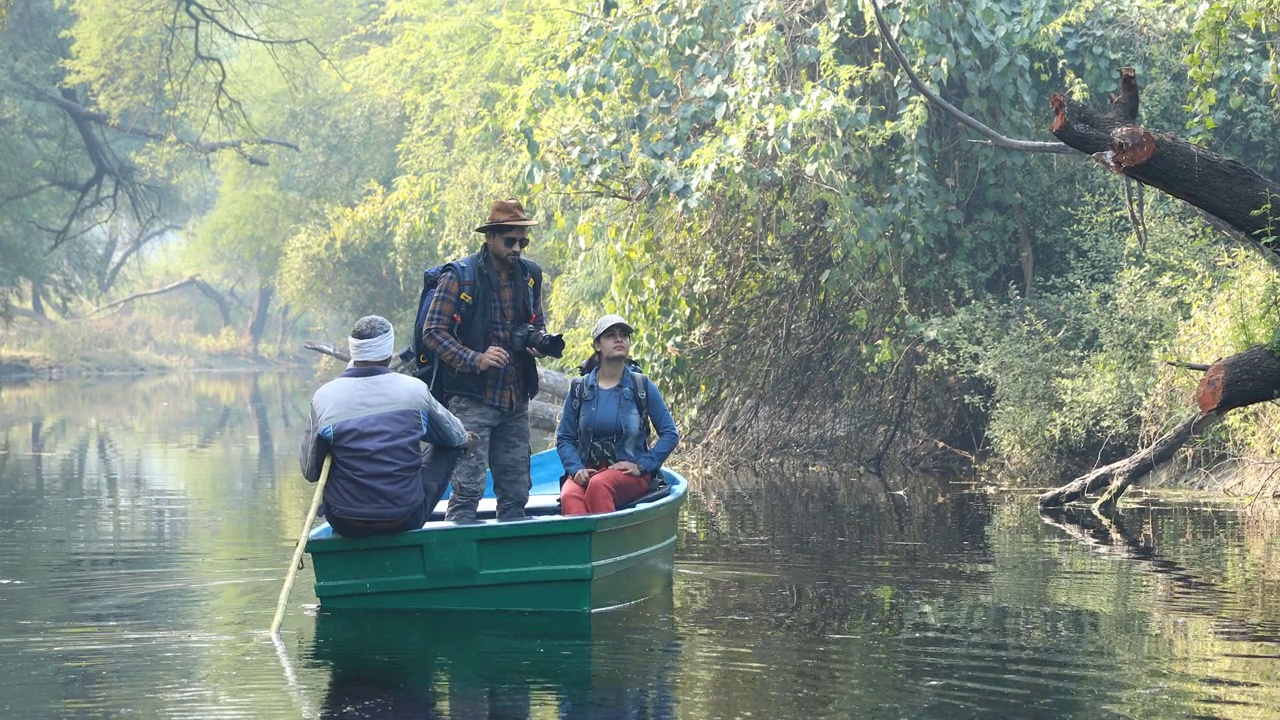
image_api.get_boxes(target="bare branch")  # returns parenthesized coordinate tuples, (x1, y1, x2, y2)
(91, 275, 203, 314)
(184, 0, 323, 50)
(42, 91, 299, 159)
(102, 221, 182, 292)
(1164, 360, 1212, 372)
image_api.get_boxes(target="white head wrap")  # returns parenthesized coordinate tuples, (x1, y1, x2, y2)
(348, 328, 395, 364)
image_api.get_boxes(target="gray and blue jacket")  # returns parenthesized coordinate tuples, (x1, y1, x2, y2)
(301, 366, 466, 521)
(556, 369, 680, 479)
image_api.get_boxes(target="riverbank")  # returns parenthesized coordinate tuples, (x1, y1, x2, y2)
(0, 309, 318, 386)
(0, 349, 302, 384)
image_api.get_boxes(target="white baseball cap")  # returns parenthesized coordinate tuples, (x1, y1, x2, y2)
(591, 314, 634, 340)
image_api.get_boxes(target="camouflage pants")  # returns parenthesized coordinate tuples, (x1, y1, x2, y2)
(445, 396, 531, 521)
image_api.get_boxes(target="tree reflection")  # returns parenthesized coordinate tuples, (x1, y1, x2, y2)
(249, 374, 276, 485)
(1041, 506, 1280, 645)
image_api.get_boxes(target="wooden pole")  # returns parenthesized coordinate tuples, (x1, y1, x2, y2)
(269, 455, 331, 636)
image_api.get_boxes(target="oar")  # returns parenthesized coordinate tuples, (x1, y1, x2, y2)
(269, 454, 332, 637)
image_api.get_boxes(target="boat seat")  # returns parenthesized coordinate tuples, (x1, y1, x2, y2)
(427, 494, 562, 522)
(424, 480, 672, 522)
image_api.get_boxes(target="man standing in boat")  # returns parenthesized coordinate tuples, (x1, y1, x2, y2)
(420, 198, 563, 522)
(301, 315, 470, 537)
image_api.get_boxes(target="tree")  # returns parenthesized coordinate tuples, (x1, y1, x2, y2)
(0, 0, 311, 318)
(869, 0, 1280, 507)
(278, 0, 575, 339)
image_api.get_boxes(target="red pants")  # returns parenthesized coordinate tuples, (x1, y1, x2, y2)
(560, 468, 651, 515)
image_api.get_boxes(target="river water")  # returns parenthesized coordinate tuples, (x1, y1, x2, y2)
(1, 372, 1278, 719)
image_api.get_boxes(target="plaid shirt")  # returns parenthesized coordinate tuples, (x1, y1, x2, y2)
(421, 254, 545, 412)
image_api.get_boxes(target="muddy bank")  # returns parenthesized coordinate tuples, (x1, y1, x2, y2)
(0, 357, 60, 382)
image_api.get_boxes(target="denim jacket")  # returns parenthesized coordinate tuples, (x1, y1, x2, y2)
(556, 368, 680, 480)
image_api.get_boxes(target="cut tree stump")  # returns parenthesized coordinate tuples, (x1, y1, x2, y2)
(1195, 345, 1280, 414)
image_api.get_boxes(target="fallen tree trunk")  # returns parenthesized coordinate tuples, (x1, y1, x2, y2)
(1040, 345, 1280, 511)
(1049, 69, 1280, 256)
(303, 340, 567, 432)
(1037, 412, 1222, 511)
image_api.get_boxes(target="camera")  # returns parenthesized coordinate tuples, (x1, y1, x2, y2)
(512, 323, 565, 358)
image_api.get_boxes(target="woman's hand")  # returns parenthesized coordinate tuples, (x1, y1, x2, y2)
(572, 468, 595, 486)
(609, 461, 643, 477)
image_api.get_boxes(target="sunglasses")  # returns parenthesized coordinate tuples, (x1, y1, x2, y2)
(500, 235, 530, 249)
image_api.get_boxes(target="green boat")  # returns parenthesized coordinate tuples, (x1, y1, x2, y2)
(304, 449, 688, 611)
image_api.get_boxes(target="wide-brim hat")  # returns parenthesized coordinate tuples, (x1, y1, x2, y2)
(592, 313, 634, 341)
(475, 198, 539, 233)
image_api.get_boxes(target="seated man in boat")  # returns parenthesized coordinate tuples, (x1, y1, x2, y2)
(301, 315, 471, 537)
(556, 314, 680, 515)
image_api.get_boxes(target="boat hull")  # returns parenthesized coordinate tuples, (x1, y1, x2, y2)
(304, 452, 687, 612)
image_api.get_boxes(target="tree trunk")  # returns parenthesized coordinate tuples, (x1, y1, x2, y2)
(31, 282, 47, 320)
(191, 278, 233, 328)
(276, 304, 289, 354)
(1049, 72, 1280, 255)
(246, 284, 274, 356)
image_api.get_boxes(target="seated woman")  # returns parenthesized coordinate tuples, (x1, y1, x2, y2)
(556, 314, 680, 515)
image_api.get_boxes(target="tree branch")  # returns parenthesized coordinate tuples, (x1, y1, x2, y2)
(43, 91, 299, 159)
(91, 275, 203, 314)
(1164, 360, 1212, 372)
(1037, 412, 1220, 510)
(868, 0, 1074, 155)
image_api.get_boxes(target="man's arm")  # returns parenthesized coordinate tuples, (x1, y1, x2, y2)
(421, 272, 482, 372)
(299, 402, 332, 482)
(420, 389, 467, 448)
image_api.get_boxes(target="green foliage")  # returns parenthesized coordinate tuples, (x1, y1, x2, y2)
(7, 0, 1280, 474)
(279, 185, 405, 324)
(934, 198, 1225, 474)
(1178, 1, 1280, 153)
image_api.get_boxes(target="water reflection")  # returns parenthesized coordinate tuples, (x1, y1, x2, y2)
(307, 591, 678, 719)
(1, 372, 1279, 718)
(1043, 506, 1280, 646)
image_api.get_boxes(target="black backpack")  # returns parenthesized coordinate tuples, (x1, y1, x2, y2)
(397, 259, 477, 391)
